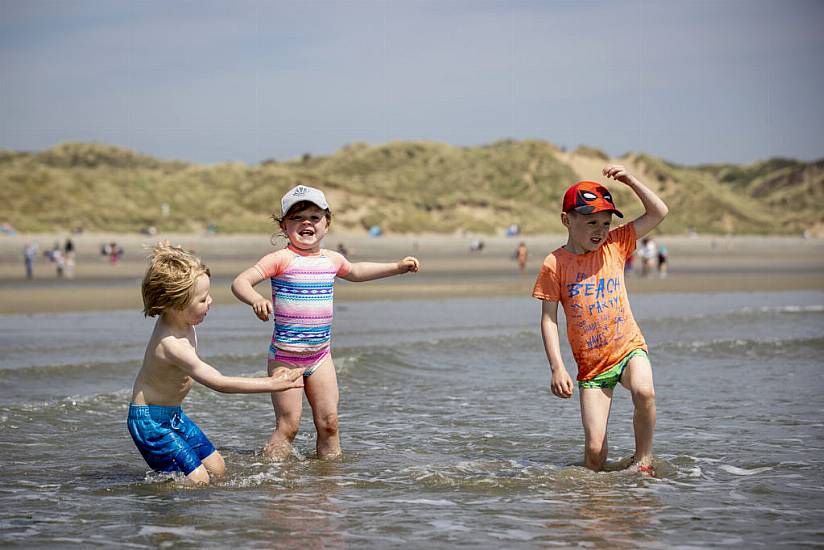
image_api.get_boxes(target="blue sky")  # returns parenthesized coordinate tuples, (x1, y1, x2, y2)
(1, 0, 822, 165)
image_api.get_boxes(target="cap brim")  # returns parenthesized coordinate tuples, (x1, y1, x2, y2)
(573, 206, 623, 218)
(281, 198, 329, 216)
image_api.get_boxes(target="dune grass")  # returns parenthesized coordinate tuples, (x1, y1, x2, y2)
(1, 141, 821, 235)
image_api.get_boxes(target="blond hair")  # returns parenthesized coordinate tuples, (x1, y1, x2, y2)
(141, 242, 210, 317)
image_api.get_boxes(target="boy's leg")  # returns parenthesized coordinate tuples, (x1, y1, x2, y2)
(175, 410, 224, 478)
(579, 387, 614, 471)
(201, 450, 226, 478)
(266, 363, 305, 459)
(304, 355, 341, 459)
(185, 464, 210, 485)
(619, 354, 656, 467)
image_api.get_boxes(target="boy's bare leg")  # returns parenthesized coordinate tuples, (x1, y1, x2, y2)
(183, 452, 224, 486)
(185, 464, 211, 485)
(304, 355, 341, 460)
(620, 355, 656, 467)
(579, 387, 614, 471)
(266, 379, 304, 460)
(201, 450, 226, 478)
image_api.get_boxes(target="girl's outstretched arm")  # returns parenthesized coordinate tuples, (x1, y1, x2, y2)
(342, 257, 419, 282)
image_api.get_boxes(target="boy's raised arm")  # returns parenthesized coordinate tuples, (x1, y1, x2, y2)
(602, 164, 668, 239)
(165, 338, 304, 393)
(341, 257, 420, 282)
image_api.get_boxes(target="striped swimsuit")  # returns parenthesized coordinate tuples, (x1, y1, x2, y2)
(253, 245, 351, 375)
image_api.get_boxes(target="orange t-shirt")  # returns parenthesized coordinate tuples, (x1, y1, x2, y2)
(532, 223, 647, 381)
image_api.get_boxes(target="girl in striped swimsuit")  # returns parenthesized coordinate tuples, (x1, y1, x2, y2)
(232, 185, 420, 460)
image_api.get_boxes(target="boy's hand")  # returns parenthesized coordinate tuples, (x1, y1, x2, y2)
(270, 366, 305, 391)
(602, 164, 639, 187)
(251, 298, 272, 321)
(398, 256, 420, 273)
(550, 367, 574, 398)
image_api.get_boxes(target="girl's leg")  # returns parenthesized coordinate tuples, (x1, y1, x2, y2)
(579, 387, 614, 471)
(266, 362, 305, 459)
(620, 355, 656, 467)
(304, 355, 341, 459)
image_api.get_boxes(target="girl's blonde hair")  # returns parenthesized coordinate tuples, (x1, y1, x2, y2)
(141, 242, 210, 317)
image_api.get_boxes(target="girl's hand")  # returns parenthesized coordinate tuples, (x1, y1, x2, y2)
(252, 299, 272, 321)
(602, 164, 639, 187)
(270, 366, 305, 391)
(398, 256, 420, 273)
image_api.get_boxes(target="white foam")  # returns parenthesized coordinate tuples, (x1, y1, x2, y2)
(719, 465, 773, 476)
(391, 498, 457, 507)
(739, 304, 824, 314)
(138, 525, 214, 537)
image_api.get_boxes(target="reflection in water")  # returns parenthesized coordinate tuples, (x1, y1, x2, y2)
(569, 485, 662, 549)
(520, 462, 665, 549)
(262, 461, 347, 550)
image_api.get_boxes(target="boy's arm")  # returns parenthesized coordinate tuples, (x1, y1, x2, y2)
(231, 267, 272, 321)
(164, 338, 304, 393)
(603, 164, 669, 239)
(540, 300, 574, 398)
(341, 257, 420, 282)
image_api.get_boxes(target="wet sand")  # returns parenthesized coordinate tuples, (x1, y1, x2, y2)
(1, 232, 822, 314)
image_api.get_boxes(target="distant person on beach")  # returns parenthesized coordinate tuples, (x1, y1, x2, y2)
(516, 241, 528, 274)
(657, 243, 668, 278)
(532, 165, 668, 475)
(23, 241, 38, 279)
(640, 237, 657, 276)
(624, 249, 635, 274)
(63, 238, 76, 279)
(128, 243, 305, 485)
(47, 242, 65, 278)
(232, 184, 420, 460)
(109, 241, 124, 265)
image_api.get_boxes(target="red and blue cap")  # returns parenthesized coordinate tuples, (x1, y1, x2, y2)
(562, 181, 623, 218)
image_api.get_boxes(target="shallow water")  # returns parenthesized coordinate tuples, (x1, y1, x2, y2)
(1, 291, 823, 548)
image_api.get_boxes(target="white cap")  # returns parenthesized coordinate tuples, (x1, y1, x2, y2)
(281, 185, 329, 216)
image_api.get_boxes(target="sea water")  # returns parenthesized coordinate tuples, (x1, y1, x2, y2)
(1, 290, 823, 548)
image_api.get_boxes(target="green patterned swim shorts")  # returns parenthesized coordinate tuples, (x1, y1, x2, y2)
(578, 349, 649, 390)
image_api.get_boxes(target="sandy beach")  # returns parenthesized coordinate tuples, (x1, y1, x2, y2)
(1, 231, 822, 314)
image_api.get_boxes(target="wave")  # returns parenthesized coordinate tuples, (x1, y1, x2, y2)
(636, 303, 824, 328)
(0, 359, 138, 379)
(0, 388, 131, 415)
(656, 336, 824, 357)
(734, 304, 824, 315)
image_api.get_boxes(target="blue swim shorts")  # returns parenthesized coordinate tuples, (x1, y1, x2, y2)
(127, 404, 216, 475)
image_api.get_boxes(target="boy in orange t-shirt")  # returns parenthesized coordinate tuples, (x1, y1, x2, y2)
(532, 164, 668, 474)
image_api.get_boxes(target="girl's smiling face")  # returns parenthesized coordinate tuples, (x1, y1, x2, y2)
(562, 210, 614, 254)
(281, 204, 329, 252)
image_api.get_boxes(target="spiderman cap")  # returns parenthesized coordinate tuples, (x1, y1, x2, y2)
(561, 181, 624, 218)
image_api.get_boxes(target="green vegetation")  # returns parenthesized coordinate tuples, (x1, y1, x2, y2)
(1, 141, 821, 235)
